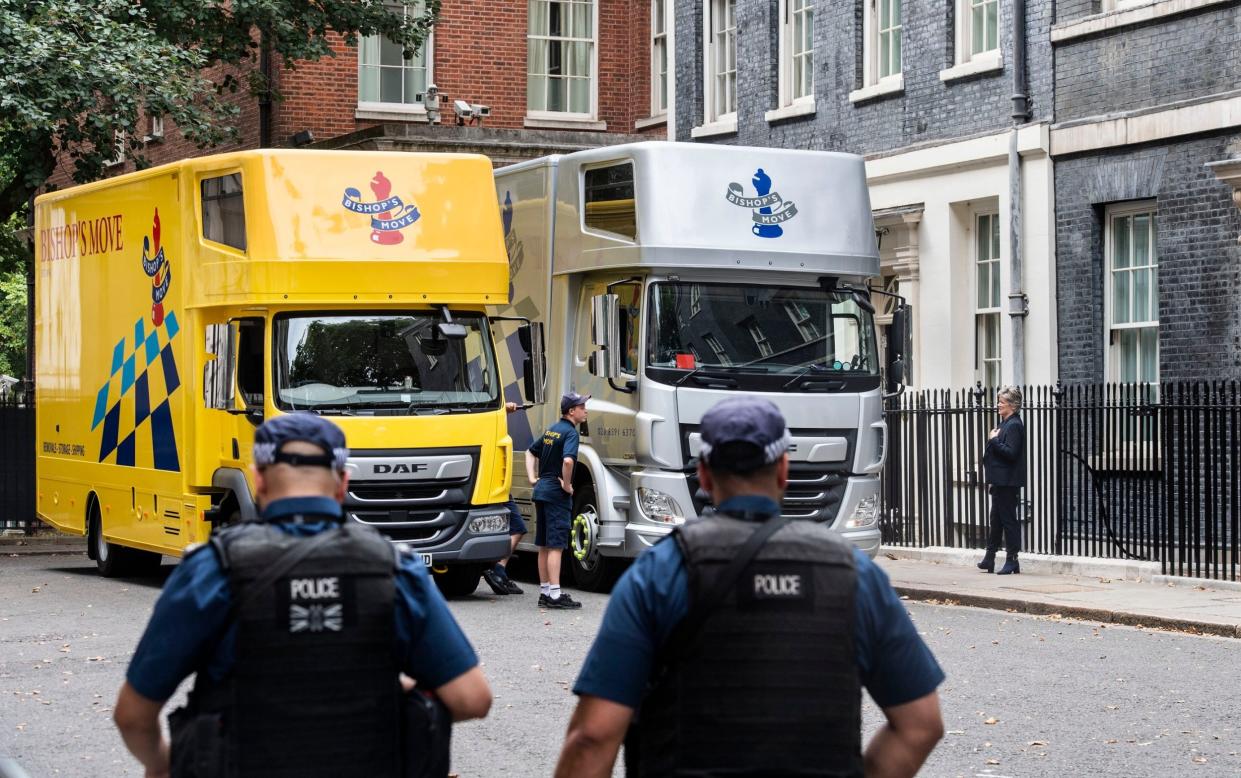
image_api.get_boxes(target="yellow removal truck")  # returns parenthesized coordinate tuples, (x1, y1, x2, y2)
(35, 150, 544, 593)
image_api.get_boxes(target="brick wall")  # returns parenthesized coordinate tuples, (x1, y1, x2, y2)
(51, 0, 661, 187)
(1054, 4, 1241, 123)
(674, 0, 1054, 154)
(1055, 134, 1241, 383)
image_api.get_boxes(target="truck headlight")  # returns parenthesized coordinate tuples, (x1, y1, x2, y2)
(468, 513, 509, 534)
(636, 488, 684, 525)
(845, 494, 879, 529)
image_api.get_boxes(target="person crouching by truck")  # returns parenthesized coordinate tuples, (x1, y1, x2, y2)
(526, 392, 590, 610)
(113, 413, 491, 778)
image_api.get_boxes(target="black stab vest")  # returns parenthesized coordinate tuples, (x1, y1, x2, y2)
(193, 520, 402, 778)
(632, 513, 863, 778)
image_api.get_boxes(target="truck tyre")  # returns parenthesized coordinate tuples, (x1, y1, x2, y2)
(89, 503, 163, 578)
(433, 564, 485, 598)
(568, 484, 621, 592)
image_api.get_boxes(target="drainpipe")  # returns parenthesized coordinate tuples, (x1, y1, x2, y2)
(1007, 0, 1030, 385)
(259, 31, 273, 148)
(24, 196, 34, 394)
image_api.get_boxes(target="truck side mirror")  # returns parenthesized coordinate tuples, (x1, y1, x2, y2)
(590, 293, 622, 379)
(520, 321, 547, 405)
(203, 323, 237, 411)
(886, 304, 914, 393)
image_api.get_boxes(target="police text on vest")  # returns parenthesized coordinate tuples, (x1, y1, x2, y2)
(290, 577, 341, 600)
(753, 573, 802, 597)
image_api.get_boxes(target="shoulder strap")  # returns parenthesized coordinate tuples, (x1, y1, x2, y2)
(661, 514, 792, 669)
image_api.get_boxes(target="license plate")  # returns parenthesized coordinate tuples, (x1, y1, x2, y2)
(420, 553, 433, 567)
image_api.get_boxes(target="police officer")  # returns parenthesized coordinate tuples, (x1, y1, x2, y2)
(554, 397, 946, 778)
(113, 413, 491, 778)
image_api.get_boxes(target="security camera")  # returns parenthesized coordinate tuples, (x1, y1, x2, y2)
(471, 104, 491, 117)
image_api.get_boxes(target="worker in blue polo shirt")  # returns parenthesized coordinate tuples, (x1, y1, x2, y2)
(555, 397, 946, 778)
(113, 413, 491, 778)
(525, 392, 589, 610)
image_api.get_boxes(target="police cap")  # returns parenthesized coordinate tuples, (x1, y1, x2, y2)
(253, 413, 349, 471)
(698, 397, 791, 474)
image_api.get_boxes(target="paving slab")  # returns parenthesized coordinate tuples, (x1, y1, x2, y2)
(876, 553, 1241, 638)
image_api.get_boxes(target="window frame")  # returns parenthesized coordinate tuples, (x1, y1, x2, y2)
(703, 0, 738, 125)
(974, 211, 1002, 389)
(527, 0, 600, 120)
(956, 0, 1000, 65)
(651, 0, 669, 116)
(357, 3, 435, 114)
(1104, 201, 1160, 385)
(777, 0, 815, 108)
(863, 0, 903, 87)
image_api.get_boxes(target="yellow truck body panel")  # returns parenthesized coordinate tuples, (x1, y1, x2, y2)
(35, 150, 516, 565)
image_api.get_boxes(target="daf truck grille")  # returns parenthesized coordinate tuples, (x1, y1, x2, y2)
(686, 464, 847, 524)
(344, 448, 479, 546)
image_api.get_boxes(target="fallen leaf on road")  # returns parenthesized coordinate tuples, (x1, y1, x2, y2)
(1193, 757, 1207, 764)
(946, 730, 965, 735)
(1028, 740, 1047, 746)
(86, 657, 105, 662)
(984, 717, 999, 725)
(1105, 739, 1118, 744)
(986, 759, 999, 765)
(31, 587, 40, 593)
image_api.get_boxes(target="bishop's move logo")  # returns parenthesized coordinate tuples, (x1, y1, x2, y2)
(342, 170, 421, 245)
(725, 168, 799, 239)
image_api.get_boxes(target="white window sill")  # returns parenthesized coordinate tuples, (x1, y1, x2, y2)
(940, 54, 1004, 83)
(634, 114, 668, 130)
(355, 106, 428, 122)
(523, 116, 607, 131)
(1051, 0, 1231, 43)
(848, 76, 904, 104)
(764, 100, 817, 123)
(690, 117, 738, 138)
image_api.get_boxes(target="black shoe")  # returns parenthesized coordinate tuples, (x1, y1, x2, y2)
(538, 593, 550, 607)
(996, 558, 1021, 575)
(502, 577, 523, 595)
(977, 554, 996, 573)
(482, 567, 510, 595)
(544, 593, 582, 609)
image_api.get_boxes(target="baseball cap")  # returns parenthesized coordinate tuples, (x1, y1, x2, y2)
(698, 397, 791, 473)
(561, 391, 591, 415)
(253, 413, 350, 471)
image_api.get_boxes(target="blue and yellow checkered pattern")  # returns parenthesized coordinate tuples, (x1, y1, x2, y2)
(91, 311, 182, 471)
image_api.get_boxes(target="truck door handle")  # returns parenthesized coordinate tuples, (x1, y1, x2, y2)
(692, 376, 738, 389)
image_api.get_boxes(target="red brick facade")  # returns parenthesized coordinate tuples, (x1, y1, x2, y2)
(54, 0, 666, 185)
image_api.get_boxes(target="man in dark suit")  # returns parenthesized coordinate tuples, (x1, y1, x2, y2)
(978, 386, 1026, 575)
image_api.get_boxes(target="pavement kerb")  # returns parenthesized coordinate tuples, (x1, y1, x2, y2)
(881, 544, 1241, 593)
(0, 534, 86, 556)
(892, 584, 1241, 639)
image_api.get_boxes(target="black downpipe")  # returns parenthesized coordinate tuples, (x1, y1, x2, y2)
(1011, 0, 1029, 122)
(259, 32, 273, 148)
(24, 195, 34, 394)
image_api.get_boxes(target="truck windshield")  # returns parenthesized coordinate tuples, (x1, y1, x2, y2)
(273, 312, 498, 414)
(646, 282, 879, 388)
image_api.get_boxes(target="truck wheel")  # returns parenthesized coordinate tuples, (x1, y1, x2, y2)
(433, 565, 484, 598)
(568, 485, 620, 592)
(89, 503, 163, 578)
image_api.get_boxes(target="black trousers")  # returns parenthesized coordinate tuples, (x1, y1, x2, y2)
(986, 486, 1021, 558)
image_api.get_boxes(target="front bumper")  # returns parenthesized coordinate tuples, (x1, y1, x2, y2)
(366, 505, 512, 565)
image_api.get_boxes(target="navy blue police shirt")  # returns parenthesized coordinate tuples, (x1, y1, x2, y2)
(528, 419, 579, 503)
(574, 495, 945, 710)
(126, 495, 479, 702)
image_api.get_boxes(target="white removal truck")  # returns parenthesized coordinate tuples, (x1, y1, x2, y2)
(493, 142, 912, 591)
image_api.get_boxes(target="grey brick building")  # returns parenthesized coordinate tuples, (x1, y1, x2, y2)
(1050, 0, 1241, 384)
(669, 0, 1060, 390)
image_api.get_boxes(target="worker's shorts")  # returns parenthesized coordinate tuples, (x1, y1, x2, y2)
(534, 499, 571, 549)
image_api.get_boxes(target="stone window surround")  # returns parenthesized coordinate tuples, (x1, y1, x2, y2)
(1103, 201, 1160, 385)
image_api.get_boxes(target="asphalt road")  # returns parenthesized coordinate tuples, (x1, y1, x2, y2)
(2, 553, 1240, 777)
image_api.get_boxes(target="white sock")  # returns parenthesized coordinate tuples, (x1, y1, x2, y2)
(540, 583, 551, 596)
(550, 585, 562, 600)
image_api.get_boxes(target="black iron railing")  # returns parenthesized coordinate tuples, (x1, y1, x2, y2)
(882, 382, 1241, 582)
(0, 391, 35, 533)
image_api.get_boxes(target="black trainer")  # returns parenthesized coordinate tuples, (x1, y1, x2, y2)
(502, 577, 524, 595)
(537, 593, 551, 607)
(544, 592, 582, 609)
(481, 567, 510, 595)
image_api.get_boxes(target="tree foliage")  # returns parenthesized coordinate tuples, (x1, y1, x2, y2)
(0, 0, 439, 223)
(0, 271, 26, 377)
